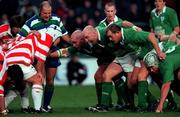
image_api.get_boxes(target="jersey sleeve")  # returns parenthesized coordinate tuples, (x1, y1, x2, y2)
(59, 19, 68, 36)
(168, 9, 179, 28)
(19, 20, 32, 37)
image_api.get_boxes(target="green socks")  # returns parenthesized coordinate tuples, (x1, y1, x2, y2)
(95, 83, 102, 105)
(138, 81, 148, 109)
(114, 79, 126, 105)
(101, 82, 113, 107)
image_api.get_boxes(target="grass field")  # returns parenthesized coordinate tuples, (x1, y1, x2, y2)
(7, 85, 180, 117)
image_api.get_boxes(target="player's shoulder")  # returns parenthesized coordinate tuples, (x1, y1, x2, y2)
(165, 6, 176, 13)
(26, 15, 39, 23)
(98, 18, 106, 26)
(51, 14, 62, 22)
(150, 8, 156, 15)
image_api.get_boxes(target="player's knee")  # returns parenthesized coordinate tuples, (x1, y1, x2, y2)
(94, 72, 103, 82)
(31, 73, 44, 85)
(46, 77, 54, 85)
(102, 71, 111, 82)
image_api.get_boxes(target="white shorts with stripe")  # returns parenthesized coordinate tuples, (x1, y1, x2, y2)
(113, 52, 141, 72)
(18, 64, 37, 80)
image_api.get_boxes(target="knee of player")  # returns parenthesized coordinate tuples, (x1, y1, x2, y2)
(94, 72, 103, 81)
(32, 73, 44, 85)
(45, 78, 54, 85)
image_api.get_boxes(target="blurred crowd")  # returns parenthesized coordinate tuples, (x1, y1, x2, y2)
(0, 0, 179, 33)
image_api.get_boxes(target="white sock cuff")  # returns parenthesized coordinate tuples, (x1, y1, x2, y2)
(32, 85, 43, 90)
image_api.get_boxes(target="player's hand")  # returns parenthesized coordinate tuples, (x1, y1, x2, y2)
(168, 34, 178, 43)
(156, 32, 164, 39)
(133, 26, 142, 32)
(31, 30, 41, 38)
(157, 52, 166, 60)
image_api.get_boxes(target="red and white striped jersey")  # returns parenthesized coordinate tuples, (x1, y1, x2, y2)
(0, 52, 7, 87)
(5, 32, 53, 66)
(0, 24, 13, 44)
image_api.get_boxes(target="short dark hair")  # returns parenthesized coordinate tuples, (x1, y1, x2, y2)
(9, 15, 24, 28)
(106, 24, 121, 34)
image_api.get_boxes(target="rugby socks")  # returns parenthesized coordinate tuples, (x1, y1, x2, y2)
(32, 85, 43, 110)
(114, 78, 126, 105)
(101, 82, 113, 107)
(138, 81, 148, 109)
(20, 85, 29, 108)
(43, 85, 54, 109)
(95, 82, 102, 105)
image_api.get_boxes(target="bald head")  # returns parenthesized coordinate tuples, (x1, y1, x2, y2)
(82, 25, 98, 44)
(83, 25, 97, 35)
(71, 30, 84, 48)
(71, 30, 83, 41)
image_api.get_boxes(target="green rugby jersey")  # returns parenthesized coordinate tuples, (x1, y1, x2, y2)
(159, 48, 180, 83)
(97, 15, 123, 28)
(121, 28, 153, 59)
(150, 6, 179, 35)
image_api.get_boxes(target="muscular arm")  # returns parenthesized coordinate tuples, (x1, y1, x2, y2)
(50, 47, 69, 57)
(148, 33, 166, 60)
(122, 20, 142, 31)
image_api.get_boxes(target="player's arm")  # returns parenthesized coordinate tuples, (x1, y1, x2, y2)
(122, 20, 142, 31)
(62, 34, 71, 43)
(156, 82, 171, 113)
(18, 20, 31, 37)
(50, 47, 69, 57)
(50, 46, 77, 58)
(148, 33, 166, 60)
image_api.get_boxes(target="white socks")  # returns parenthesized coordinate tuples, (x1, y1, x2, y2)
(32, 84, 43, 110)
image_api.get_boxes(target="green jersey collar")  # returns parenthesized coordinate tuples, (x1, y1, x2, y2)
(102, 15, 119, 27)
(153, 6, 166, 17)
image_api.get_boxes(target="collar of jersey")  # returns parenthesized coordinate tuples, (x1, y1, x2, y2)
(154, 6, 166, 17)
(103, 15, 118, 27)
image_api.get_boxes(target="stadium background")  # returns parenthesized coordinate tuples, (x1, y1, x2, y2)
(0, 0, 179, 85)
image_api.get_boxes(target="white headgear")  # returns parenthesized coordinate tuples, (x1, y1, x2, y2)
(143, 51, 159, 67)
